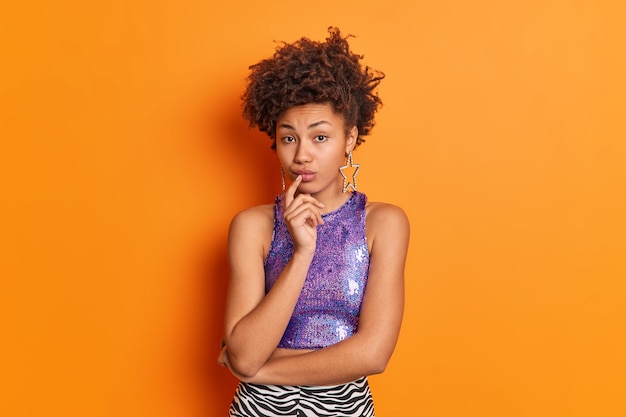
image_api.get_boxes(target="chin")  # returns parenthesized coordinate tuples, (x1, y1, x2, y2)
(296, 182, 320, 194)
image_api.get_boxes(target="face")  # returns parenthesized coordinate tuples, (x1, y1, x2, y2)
(275, 103, 357, 198)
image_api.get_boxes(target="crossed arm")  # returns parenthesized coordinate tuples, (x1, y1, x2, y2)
(219, 189, 409, 386)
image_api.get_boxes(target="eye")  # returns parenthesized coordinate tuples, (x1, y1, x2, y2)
(281, 136, 296, 144)
(313, 135, 328, 143)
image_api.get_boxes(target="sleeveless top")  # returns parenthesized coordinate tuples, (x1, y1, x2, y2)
(264, 191, 370, 349)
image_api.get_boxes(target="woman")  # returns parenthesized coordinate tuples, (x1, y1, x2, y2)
(218, 27, 410, 417)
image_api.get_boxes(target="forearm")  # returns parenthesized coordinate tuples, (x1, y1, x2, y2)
(225, 251, 312, 376)
(247, 333, 394, 386)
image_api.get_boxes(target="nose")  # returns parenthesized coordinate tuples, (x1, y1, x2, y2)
(294, 141, 311, 164)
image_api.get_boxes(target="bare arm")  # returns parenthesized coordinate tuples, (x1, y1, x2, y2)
(231, 203, 410, 386)
(222, 176, 325, 377)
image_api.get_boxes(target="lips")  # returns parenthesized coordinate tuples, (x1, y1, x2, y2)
(293, 170, 316, 182)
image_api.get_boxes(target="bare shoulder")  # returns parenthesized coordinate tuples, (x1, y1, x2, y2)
(228, 204, 275, 254)
(365, 201, 410, 252)
(365, 201, 410, 231)
(230, 204, 274, 230)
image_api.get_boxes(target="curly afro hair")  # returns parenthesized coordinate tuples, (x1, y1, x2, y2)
(242, 27, 384, 149)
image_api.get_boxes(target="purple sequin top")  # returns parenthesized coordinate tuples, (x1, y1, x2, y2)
(265, 191, 370, 349)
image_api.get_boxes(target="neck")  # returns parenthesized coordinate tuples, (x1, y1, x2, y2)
(310, 179, 353, 215)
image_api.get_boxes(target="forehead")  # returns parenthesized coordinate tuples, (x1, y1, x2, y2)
(277, 103, 344, 128)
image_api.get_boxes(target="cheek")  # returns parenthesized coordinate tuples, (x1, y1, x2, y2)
(326, 152, 346, 171)
(275, 148, 289, 165)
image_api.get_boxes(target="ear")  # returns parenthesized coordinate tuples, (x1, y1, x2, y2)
(345, 126, 358, 154)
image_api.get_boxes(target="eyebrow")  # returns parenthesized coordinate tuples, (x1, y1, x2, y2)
(277, 120, 333, 130)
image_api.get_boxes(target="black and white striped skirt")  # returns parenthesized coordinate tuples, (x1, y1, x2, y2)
(228, 377, 375, 417)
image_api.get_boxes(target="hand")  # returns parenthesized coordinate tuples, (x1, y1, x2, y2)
(283, 175, 324, 254)
(217, 344, 228, 368)
(217, 339, 228, 368)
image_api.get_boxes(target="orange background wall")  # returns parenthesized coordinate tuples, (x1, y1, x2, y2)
(1, 1, 625, 416)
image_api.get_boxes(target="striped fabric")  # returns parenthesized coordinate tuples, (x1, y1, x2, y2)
(228, 377, 375, 417)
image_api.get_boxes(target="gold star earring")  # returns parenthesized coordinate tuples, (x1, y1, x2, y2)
(339, 151, 360, 193)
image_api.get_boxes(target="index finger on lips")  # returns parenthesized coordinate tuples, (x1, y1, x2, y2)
(284, 174, 302, 208)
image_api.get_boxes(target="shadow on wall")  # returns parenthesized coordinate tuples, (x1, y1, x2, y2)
(191, 237, 236, 413)
(205, 80, 281, 205)
(185, 80, 279, 414)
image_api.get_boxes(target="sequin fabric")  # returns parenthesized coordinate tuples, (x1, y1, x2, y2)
(265, 191, 370, 349)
